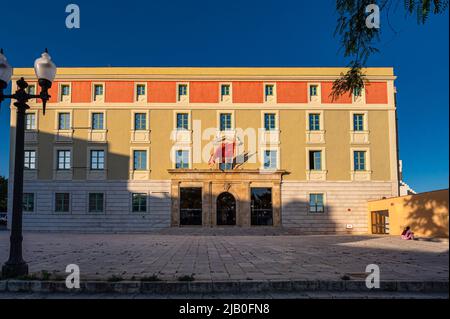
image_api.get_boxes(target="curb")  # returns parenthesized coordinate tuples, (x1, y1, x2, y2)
(0, 280, 448, 294)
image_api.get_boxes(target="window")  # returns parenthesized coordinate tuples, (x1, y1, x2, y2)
(90, 150, 105, 170)
(133, 150, 147, 170)
(309, 113, 320, 131)
(136, 84, 146, 97)
(24, 150, 36, 170)
(55, 193, 70, 212)
(221, 84, 230, 97)
(353, 114, 364, 131)
(94, 84, 104, 100)
(310, 85, 318, 97)
(354, 151, 366, 171)
(58, 113, 71, 130)
(92, 113, 104, 130)
(175, 150, 189, 169)
(27, 85, 36, 95)
(132, 193, 147, 212)
(89, 193, 104, 213)
(263, 150, 277, 169)
(57, 150, 71, 170)
(264, 113, 276, 131)
(178, 84, 188, 100)
(309, 193, 324, 213)
(220, 113, 232, 131)
(60, 85, 70, 100)
(309, 151, 322, 170)
(25, 113, 36, 130)
(176, 113, 189, 130)
(23, 193, 34, 212)
(265, 84, 274, 97)
(134, 113, 147, 130)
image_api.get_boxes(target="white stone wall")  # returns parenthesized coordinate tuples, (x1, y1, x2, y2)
(12, 179, 396, 233)
(281, 181, 397, 234)
(20, 180, 171, 233)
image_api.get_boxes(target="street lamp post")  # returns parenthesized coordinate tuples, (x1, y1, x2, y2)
(0, 49, 56, 278)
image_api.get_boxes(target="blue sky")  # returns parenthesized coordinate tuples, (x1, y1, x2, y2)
(0, 0, 448, 192)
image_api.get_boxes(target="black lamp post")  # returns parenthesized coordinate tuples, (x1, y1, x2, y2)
(0, 49, 56, 278)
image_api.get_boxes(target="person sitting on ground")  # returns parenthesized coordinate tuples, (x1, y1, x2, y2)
(401, 226, 415, 240)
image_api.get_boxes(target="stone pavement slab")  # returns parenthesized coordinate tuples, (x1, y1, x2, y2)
(0, 230, 448, 282)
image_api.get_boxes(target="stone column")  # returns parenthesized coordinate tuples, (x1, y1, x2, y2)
(171, 181, 180, 226)
(202, 181, 212, 227)
(272, 182, 281, 226)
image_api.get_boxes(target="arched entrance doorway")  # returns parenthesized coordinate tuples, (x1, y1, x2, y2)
(216, 192, 236, 225)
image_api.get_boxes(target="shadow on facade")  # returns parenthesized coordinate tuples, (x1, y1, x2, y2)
(6, 129, 359, 234)
(403, 192, 449, 238)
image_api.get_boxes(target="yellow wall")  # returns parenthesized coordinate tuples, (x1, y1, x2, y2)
(20, 107, 395, 182)
(368, 189, 449, 238)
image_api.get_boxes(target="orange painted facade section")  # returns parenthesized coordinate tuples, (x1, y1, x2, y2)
(48, 81, 59, 103)
(321, 82, 352, 104)
(105, 82, 134, 103)
(232, 82, 263, 103)
(365, 82, 388, 104)
(147, 81, 177, 103)
(71, 81, 92, 103)
(189, 81, 219, 103)
(276, 82, 308, 103)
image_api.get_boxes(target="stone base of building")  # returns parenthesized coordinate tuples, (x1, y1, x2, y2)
(11, 179, 397, 233)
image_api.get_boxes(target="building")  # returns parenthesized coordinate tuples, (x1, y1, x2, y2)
(8, 67, 399, 233)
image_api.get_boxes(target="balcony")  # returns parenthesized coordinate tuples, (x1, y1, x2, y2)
(172, 129, 192, 145)
(306, 130, 325, 144)
(350, 131, 370, 144)
(54, 129, 74, 143)
(88, 129, 107, 143)
(306, 170, 327, 181)
(130, 130, 150, 143)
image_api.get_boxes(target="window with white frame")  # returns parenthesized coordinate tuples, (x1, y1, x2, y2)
(134, 113, 147, 130)
(25, 113, 36, 130)
(91, 112, 104, 130)
(24, 150, 36, 170)
(93, 84, 104, 101)
(58, 113, 71, 130)
(26, 84, 36, 95)
(175, 150, 189, 169)
(353, 114, 364, 131)
(136, 84, 146, 99)
(132, 193, 147, 212)
(133, 150, 147, 170)
(353, 151, 366, 171)
(221, 84, 230, 99)
(264, 113, 276, 131)
(90, 150, 105, 170)
(60, 84, 70, 101)
(310, 85, 318, 97)
(178, 84, 188, 101)
(23, 193, 35, 212)
(309, 150, 322, 170)
(55, 193, 70, 212)
(89, 193, 104, 213)
(265, 84, 274, 100)
(219, 113, 232, 131)
(57, 150, 71, 170)
(263, 150, 277, 170)
(309, 193, 324, 213)
(308, 113, 321, 131)
(176, 113, 189, 130)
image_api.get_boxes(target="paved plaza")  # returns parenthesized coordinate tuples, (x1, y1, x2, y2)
(0, 229, 448, 281)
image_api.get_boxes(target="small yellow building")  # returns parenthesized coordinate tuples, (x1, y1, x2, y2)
(368, 189, 449, 238)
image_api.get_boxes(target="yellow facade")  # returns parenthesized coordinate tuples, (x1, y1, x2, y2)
(9, 67, 399, 233)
